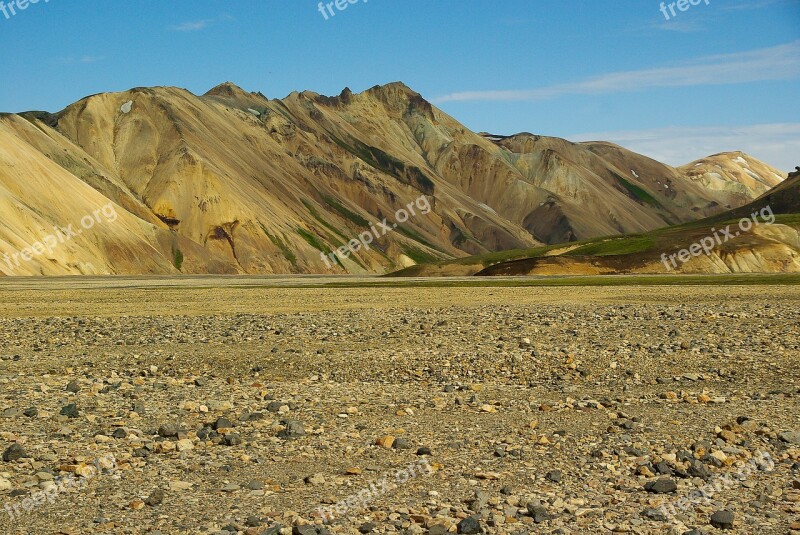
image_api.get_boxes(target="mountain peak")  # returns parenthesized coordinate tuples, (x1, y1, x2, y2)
(366, 81, 418, 98)
(204, 82, 251, 98)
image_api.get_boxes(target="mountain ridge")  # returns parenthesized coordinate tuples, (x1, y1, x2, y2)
(0, 81, 787, 276)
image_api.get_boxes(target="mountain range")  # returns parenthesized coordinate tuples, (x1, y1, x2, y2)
(0, 82, 789, 275)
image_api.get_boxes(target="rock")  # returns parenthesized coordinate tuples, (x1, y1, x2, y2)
(145, 489, 165, 507)
(644, 479, 678, 494)
(214, 417, 233, 430)
(376, 435, 395, 449)
(710, 509, 735, 529)
(457, 516, 483, 534)
(292, 526, 317, 535)
(244, 480, 265, 492)
(168, 480, 193, 491)
(528, 504, 550, 523)
(779, 431, 800, 444)
(223, 433, 242, 446)
(0, 477, 12, 491)
(688, 460, 712, 480)
(642, 508, 666, 521)
(245, 516, 262, 527)
(266, 401, 285, 413)
(206, 400, 233, 412)
(278, 420, 305, 440)
(65, 380, 80, 393)
(23, 407, 38, 418)
(304, 473, 325, 485)
(1, 408, 21, 418)
(655, 461, 673, 475)
(392, 437, 412, 449)
(358, 523, 376, 533)
(2, 443, 26, 462)
(471, 489, 490, 511)
(545, 470, 562, 483)
(158, 423, 180, 438)
(60, 403, 79, 418)
(416, 446, 432, 455)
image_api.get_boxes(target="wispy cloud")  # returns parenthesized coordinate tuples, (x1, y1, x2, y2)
(720, 0, 794, 11)
(169, 19, 213, 32)
(168, 15, 234, 32)
(434, 40, 800, 103)
(569, 123, 800, 172)
(58, 56, 106, 65)
(651, 19, 704, 33)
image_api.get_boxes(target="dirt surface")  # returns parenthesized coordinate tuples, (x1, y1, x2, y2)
(0, 280, 798, 535)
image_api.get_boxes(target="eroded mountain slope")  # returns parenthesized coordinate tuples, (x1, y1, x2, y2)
(0, 82, 784, 275)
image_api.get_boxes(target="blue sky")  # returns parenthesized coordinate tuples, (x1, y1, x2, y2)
(1, 0, 798, 170)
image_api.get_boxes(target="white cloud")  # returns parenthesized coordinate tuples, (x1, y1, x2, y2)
(169, 20, 213, 32)
(568, 123, 800, 172)
(434, 40, 800, 103)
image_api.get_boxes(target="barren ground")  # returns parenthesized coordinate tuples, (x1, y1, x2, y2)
(0, 278, 798, 535)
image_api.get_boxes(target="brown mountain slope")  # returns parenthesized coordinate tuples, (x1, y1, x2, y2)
(0, 115, 213, 275)
(488, 135, 726, 241)
(395, 171, 799, 277)
(0, 82, 783, 275)
(679, 151, 786, 208)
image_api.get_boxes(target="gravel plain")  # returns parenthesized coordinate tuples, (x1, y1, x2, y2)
(0, 279, 798, 535)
